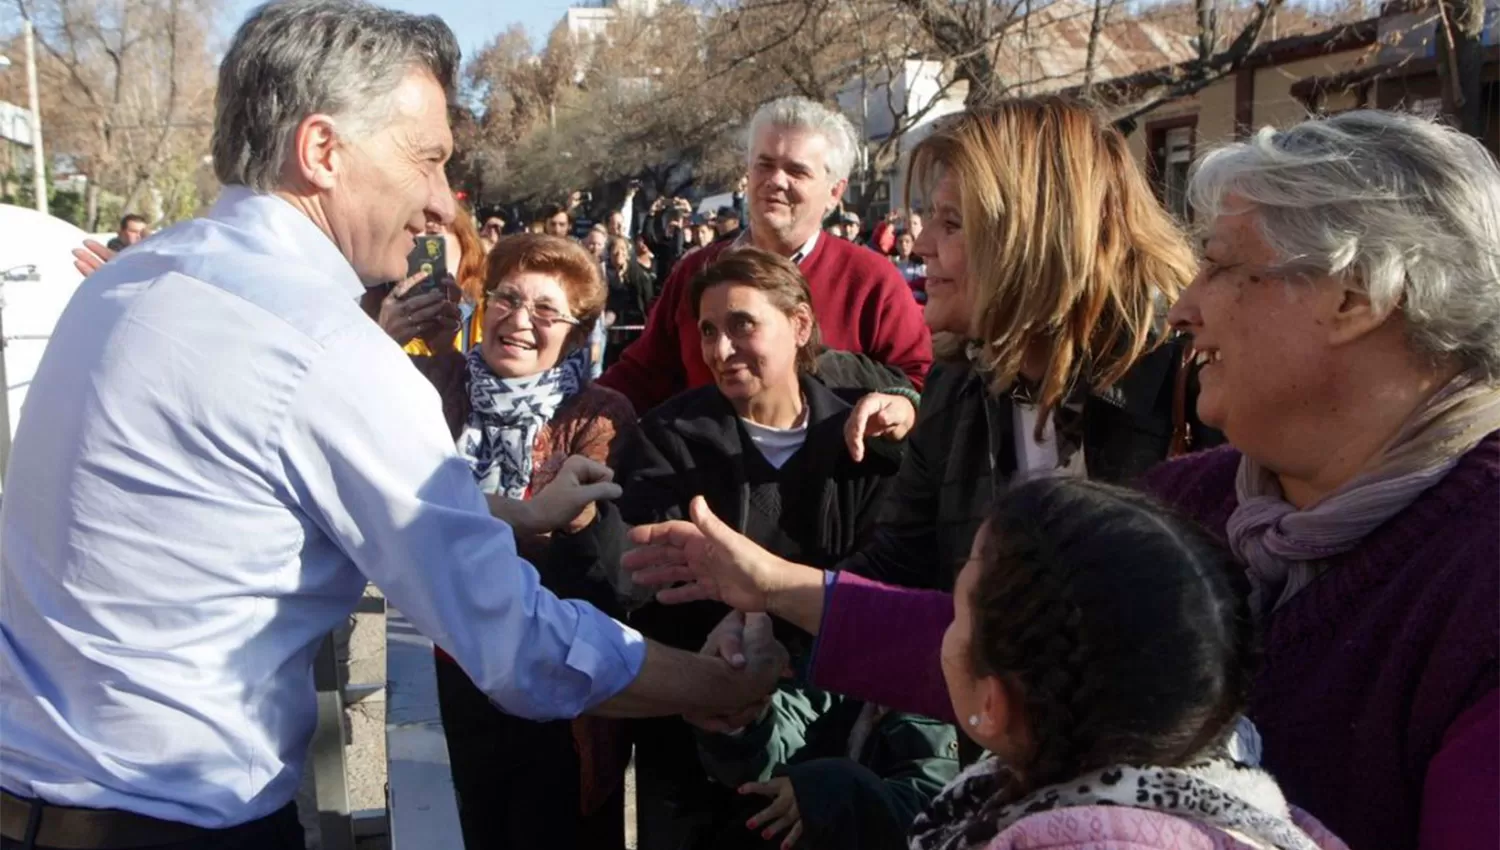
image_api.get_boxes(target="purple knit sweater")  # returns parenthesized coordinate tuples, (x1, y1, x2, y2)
(1141, 436, 1499, 850)
(811, 435, 1499, 850)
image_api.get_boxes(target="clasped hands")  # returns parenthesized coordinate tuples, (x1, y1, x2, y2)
(621, 495, 809, 725)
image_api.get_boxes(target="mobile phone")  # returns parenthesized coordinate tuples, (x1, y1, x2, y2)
(404, 235, 446, 298)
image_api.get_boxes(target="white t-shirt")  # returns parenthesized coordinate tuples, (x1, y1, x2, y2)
(741, 417, 810, 469)
(1013, 402, 1087, 478)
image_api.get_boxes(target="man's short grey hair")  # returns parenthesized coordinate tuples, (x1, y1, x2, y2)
(1190, 110, 1500, 379)
(747, 97, 860, 183)
(213, 0, 460, 192)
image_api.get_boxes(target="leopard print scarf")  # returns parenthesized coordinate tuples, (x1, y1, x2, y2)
(910, 722, 1321, 850)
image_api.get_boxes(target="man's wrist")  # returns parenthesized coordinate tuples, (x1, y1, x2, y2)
(488, 493, 541, 536)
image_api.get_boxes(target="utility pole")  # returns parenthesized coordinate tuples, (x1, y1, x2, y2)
(24, 18, 48, 216)
(0, 274, 10, 483)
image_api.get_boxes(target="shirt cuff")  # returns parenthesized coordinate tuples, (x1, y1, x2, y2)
(561, 598, 648, 713)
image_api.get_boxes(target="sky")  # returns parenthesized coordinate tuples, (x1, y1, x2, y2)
(222, 0, 580, 58)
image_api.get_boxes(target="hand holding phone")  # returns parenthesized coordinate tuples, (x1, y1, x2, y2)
(404, 235, 446, 300)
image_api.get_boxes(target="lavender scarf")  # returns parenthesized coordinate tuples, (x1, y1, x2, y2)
(1228, 372, 1500, 613)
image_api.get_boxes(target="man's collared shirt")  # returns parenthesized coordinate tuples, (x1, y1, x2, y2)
(731, 228, 818, 265)
(0, 187, 645, 827)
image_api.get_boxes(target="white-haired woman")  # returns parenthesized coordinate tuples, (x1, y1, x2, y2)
(622, 110, 1499, 850)
(1145, 110, 1500, 850)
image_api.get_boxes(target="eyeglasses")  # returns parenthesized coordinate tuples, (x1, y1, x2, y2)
(485, 288, 579, 326)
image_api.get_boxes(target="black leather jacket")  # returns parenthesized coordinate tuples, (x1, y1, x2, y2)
(838, 337, 1223, 591)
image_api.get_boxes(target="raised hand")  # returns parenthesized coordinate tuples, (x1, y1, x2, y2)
(378, 272, 461, 347)
(623, 496, 783, 612)
(843, 392, 917, 463)
(72, 240, 115, 277)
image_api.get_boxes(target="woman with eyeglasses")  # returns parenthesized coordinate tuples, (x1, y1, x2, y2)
(410, 232, 640, 850)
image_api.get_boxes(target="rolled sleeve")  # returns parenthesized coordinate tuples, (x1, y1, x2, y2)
(276, 323, 644, 719)
(559, 599, 647, 710)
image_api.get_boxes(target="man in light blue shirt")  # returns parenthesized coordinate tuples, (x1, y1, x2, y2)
(0, 2, 782, 846)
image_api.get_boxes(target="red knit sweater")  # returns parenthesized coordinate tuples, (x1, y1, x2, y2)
(598, 235, 933, 413)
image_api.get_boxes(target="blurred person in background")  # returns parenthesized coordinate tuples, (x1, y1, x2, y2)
(539, 203, 572, 238)
(714, 205, 743, 241)
(607, 183, 638, 238)
(893, 229, 925, 303)
(838, 211, 861, 242)
(906, 211, 923, 242)
(868, 210, 899, 256)
(480, 213, 506, 254)
(584, 224, 610, 267)
(605, 234, 656, 332)
(692, 214, 717, 253)
(645, 196, 694, 285)
(636, 234, 657, 277)
(106, 213, 149, 252)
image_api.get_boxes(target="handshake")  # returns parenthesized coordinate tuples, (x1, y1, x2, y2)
(492, 459, 791, 724)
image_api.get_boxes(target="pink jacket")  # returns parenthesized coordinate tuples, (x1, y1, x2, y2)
(984, 805, 1348, 850)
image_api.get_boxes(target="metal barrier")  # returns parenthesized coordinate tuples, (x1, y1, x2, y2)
(384, 609, 463, 849)
(310, 635, 356, 850)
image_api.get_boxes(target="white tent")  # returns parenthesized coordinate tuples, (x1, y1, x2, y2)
(1, 204, 88, 491)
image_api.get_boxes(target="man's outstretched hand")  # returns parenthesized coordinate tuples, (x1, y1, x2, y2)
(489, 455, 621, 536)
(685, 610, 771, 734)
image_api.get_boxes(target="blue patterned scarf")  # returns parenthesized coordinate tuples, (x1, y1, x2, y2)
(456, 347, 588, 497)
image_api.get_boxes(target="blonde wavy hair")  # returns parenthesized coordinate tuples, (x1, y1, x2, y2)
(907, 97, 1197, 434)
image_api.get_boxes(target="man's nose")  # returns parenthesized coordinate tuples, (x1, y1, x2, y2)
(429, 173, 457, 228)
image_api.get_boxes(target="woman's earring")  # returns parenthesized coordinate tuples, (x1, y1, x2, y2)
(968, 714, 981, 729)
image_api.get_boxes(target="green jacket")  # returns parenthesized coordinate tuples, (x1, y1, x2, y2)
(696, 688, 959, 850)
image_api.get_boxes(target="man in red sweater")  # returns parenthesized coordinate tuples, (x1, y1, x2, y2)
(599, 97, 932, 413)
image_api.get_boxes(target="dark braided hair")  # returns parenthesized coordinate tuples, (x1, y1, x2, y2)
(967, 477, 1256, 797)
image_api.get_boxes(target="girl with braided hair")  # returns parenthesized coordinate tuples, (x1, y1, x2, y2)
(914, 477, 1343, 850)
(629, 478, 1348, 850)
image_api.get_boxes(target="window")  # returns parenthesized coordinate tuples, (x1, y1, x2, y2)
(1147, 118, 1197, 223)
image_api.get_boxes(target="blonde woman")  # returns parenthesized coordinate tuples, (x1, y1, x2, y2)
(816, 97, 1219, 593)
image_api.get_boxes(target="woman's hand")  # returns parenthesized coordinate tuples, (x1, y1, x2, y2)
(844, 392, 917, 462)
(623, 497, 786, 612)
(378, 272, 461, 347)
(72, 240, 115, 277)
(743, 776, 803, 849)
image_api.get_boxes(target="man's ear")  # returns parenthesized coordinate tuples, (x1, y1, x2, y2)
(827, 178, 849, 214)
(287, 113, 342, 191)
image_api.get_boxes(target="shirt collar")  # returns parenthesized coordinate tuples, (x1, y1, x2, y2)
(731, 228, 819, 265)
(207, 186, 366, 300)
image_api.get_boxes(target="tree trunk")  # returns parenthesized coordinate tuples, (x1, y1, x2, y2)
(85, 180, 100, 233)
(1435, 0, 1486, 140)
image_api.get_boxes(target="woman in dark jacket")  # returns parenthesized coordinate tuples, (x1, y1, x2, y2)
(561, 248, 941, 850)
